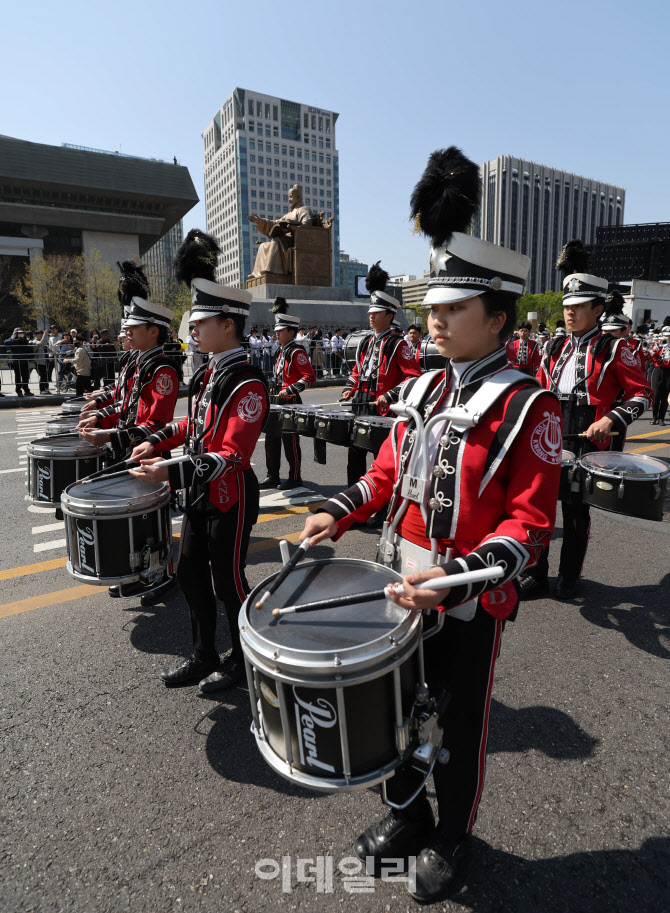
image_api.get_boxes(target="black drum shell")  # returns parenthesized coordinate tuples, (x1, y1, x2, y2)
(581, 471, 668, 521)
(255, 655, 418, 780)
(419, 339, 447, 372)
(26, 438, 106, 508)
(342, 330, 373, 374)
(315, 412, 353, 446)
(292, 407, 320, 437)
(281, 407, 300, 434)
(263, 405, 283, 439)
(558, 450, 577, 502)
(44, 415, 80, 435)
(352, 417, 394, 453)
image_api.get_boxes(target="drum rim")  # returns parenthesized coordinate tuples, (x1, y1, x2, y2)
(578, 452, 670, 480)
(27, 436, 107, 457)
(60, 478, 170, 515)
(240, 558, 418, 675)
(353, 416, 395, 427)
(316, 411, 353, 421)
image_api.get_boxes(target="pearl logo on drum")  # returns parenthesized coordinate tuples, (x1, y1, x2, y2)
(36, 464, 51, 501)
(76, 522, 96, 573)
(293, 688, 337, 773)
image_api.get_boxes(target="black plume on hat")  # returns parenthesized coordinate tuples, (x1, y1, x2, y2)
(604, 288, 625, 315)
(117, 261, 150, 308)
(174, 229, 221, 287)
(409, 146, 481, 247)
(271, 296, 288, 315)
(365, 261, 389, 294)
(636, 324, 647, 334)
(555, 240, 589, 276)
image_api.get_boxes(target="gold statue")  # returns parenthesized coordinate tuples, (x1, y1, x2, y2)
(248, 184, 312, 280)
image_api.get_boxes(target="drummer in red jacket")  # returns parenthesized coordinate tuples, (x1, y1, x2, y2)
(518, 241, 654, 601)
(129, 230, 270, 692)
(300, 148, 562, 904)
(342, 261, 420, 487)
(505, 321, 542, 374)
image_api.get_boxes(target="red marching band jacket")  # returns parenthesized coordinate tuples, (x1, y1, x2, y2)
(92, 350, 138, 411)
(94, 346, 179, 451)
(274, 340, 316, 398)
(320, 348, 562, 621)
(649, 342, 670, 368)
(343, 330, 420, 415)
(148, 349, 269, 514)
(505, 337, 542, 375)
(536, 327, 654, 448)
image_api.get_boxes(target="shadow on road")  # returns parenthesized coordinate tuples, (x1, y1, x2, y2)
(452, 835, 668, 913)
(488, 699, 599, 759)
(578, 574, 670, 660)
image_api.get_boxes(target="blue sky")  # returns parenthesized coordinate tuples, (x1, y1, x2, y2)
(3, 0, 667, 279)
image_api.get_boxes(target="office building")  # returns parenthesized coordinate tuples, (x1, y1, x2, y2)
(142, 220, 184, 303)
(472, 156, 625, 293)
(202, 88, 340, 288)
(339, 251, 369, 298)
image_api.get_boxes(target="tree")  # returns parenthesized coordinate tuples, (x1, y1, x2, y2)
(84, 248, 121, 333)
(13, 253, 87, 331)
(163, 278, 193, 333)
(516, 290, 564, 330)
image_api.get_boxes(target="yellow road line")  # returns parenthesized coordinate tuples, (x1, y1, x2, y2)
(626, 428, 670, 441)
(0, 585, 102, 619)
(626, 442, 670, 455)
(257, 501, 324, 523)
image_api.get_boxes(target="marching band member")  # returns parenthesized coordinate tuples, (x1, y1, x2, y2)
(130, 230, 270, 691)
(505, 321, 541, 374)
(259, 298, 315, 490)
(300, 147, 562, 904)
(649, 327, 670, 425)
(518, 242, 654, 600)
(342, 261, 420, 487)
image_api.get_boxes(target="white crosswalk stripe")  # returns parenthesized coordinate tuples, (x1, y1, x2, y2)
(34, 539, 67, 553)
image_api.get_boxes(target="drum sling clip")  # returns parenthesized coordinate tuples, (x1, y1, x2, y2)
(130, 537, 169, 586)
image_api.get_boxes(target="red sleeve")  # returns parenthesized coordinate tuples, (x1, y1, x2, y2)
(109, 365, 179, 449)
(284, 349, 315, 396)
(605, 341, 654, 429)
(531, 342, 542, 374)
(150, 416, 188, 453)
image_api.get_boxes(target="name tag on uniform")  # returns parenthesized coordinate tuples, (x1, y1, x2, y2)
(401, 475, 427, 503)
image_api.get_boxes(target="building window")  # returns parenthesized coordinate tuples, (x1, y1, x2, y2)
(304, 112, 309, 128)
(318, 116, 323, 131)
(326, 155, 331, 164)
(273, 126, 278, 137)
(248, 99, 254, 115)
(273, 105, 278, 121)
(257, 101, 262, 117)
(289, 148, 294, 157)
(249, 140, 255, 150)
(297, 149, 302, 159)
(251, 190, 257, 197)
(326, 139, 331, 148)
(281, 145, 287, 155)
(265, 103, 270, 119)
(259, 191, 265, 199)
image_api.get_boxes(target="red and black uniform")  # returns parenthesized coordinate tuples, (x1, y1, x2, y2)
(319, 347, 562, 840)
(505, 336, 542, 375)
(649, 342, 670, 422)
(148, 348, 269, 663)
(265, 339, 315, 485)
(93, 346, 179, 456)
(91, 349, 138, 411)
(343, 329, 421, 486)
(530, 326, 654, 580)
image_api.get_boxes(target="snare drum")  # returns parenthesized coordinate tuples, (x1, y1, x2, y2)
(342, 330, 373, 374)
(61, 396, 88, 415)
(315, 410, 354, 446)
(61, 474, 172, 586)
(291, 405, 321, 437)
(579, 452, 670, 521)
(44, 414, 81, 436)
(240, 557, 422, 791)
(559, 449, 577, 501)
(351, 415, 395, 453)
(418, 338, 447, 372)
(281, 405, 299, 434)
(26, 436, 107, 508)
(263, 404, 284, 438)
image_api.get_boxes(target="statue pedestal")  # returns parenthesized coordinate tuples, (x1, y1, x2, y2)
(245, 285, 385, 333)
(248, 283, 351, 302)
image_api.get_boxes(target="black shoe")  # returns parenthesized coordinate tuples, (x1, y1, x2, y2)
(410, 833, 464, 904)
(259, 476, 281, 489)
(108, 586, 120, 598)
(140, 576, 178, 607)
(0, 393, 5, 397)
(160, 654, 219, 686)
(278, 478, 304, 490)
(25, 391, 35, 396)
(651, 418, 659, 425)
(517, 573, 549, 598)
(199, 656, 245, 693)
(16, 391, 24, 397)
(354, 806, 435, 870)
(554, 574, 580, 601)
(660, 419, 666, 426)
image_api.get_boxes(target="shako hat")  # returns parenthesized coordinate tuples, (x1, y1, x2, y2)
(600, 290, 628, 332)
(271, 297, 299, 330)
(410, 146, 530, 306)
(556, 240, 608, 306)
(175, 229, 251, 321)
(366, 261, 398, 314)
(117, 260, 173, 328)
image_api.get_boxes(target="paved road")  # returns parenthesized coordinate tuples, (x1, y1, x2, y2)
(1, 391, 668, 913)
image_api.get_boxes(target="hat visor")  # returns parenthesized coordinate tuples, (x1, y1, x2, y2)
(368, 304, 393, 313)
(562, 294, 599, 308)
(124, 316, 171, 327)
(189, 309, 223, 322)
(422, 287, 483, 307)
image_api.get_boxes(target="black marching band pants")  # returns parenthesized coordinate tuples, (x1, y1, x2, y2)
(529, 498, 591, 582)
(176, 470, 259, 662)
(265, 394, 303, 483)
(13, 360, 30, 394)
(651, 366, 670, 421)
(386, 606, 504, 840)
(347, 395, 380, 488)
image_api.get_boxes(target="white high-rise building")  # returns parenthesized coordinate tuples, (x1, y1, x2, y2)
(472, 156, 625, 293)
(202, 88, 340, 289)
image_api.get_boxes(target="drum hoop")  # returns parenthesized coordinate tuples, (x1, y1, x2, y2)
(240, 558, 417, 674)
(353, 416, 395, 427)
(578, 454, 670, 481)
(61, 481, 170, 516)
(27, 438, 107, 458)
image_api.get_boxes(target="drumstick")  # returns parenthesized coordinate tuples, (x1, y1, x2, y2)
(563, 432, 620, 439)
(271, 565, 505, 616)
(255, 537, 313, 609)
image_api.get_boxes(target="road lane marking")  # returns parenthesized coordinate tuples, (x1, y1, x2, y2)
(34, 539, 67, 553)
(32, 522, 65, 533)
(626, 428, 670, 440)
(0, 468, 22, 474)
(0, 557, 67, 580)
(28, 505, 54, 513)
(626, 442, 670, 455)
(0, 585, 102, 619)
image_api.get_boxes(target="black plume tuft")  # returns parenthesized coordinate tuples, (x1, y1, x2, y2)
(604, 288, 625, 315)
(635, 324, 647, 334)
(117, 260, 150, 308)
(409, 147, 481, 247)
(555, 240, 589, 276)
(365, 261, 389, 294)
(174, 229, 221, 287)
(271, 296, 288, 315)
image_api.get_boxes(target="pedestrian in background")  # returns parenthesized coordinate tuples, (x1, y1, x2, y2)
(31, 329, 51, 393)
(63, 337, 93, 396)
(4, 328, 32, 396)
